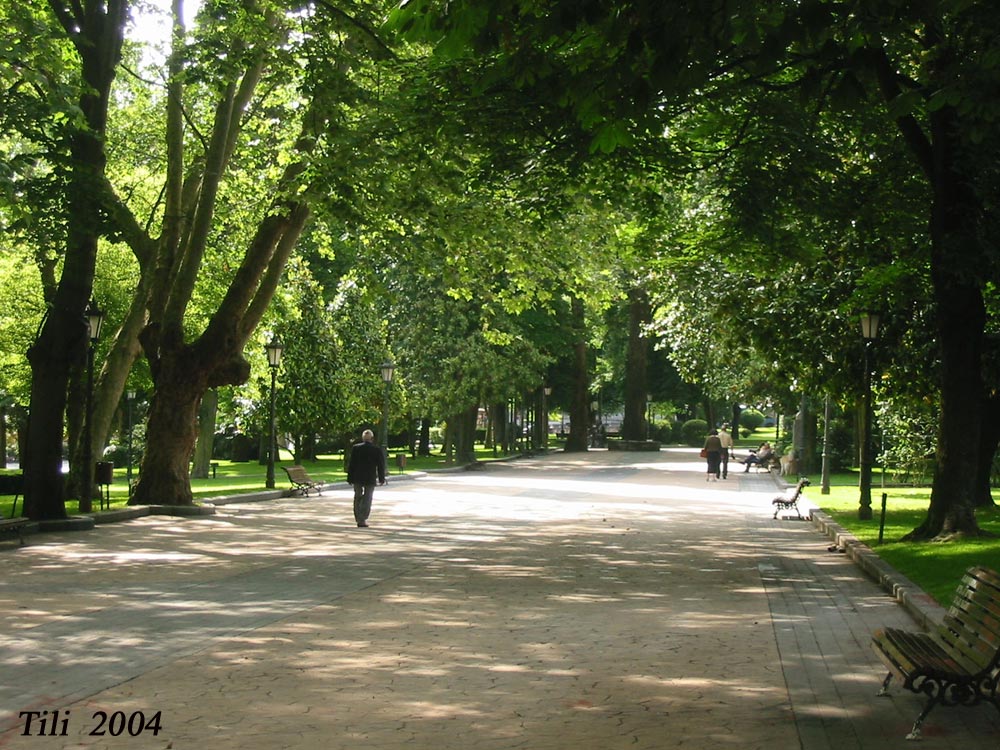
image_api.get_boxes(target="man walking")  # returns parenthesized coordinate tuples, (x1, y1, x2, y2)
(347, 429, 386, 527)
(719, 424, 734, 479)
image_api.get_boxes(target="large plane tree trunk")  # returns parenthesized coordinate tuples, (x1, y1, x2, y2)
(904, 105, 987, 540)
(23, 0, 127, 520)
(565, 296, 590, 452)
(621, 286, 650, 441)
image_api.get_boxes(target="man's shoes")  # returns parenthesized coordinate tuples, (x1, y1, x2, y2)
(357, 522, 369, 527)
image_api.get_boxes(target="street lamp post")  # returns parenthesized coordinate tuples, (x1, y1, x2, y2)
(859, 313, 880, 520)
(380, 361, 395, 452)
(126, 389, 136, 496)
(80, 299, 105, 513)
(264, 337, 284, 489)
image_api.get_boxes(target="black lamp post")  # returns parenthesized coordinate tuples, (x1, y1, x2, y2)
(380, 360, 395, 451)
(80, 299, 105, 513)
(821, 393, 831, 495)
(264, 336, 284, 489)
(859, 313, 880, 520)
(126, 389, 136, 496)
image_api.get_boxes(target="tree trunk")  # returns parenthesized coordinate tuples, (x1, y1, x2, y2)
(703, 399, 716, 432)
(484, 406, 495, 450)
(621, 287, 650, 441)
(301, 432, 316, 462)
(973, 394, 1000, 509)
(130, 349, 210, 506)
(24, 314, 86, 519)
(418, 417, 431, 456)
(565, 297, 590, 452)
(456, 404, 478, 464)
(904, 107, 986, 540)
(22, 2, 127, 520)
(0, 404, 6, 466)
(191, 389, 218, 479)
(443, 419, 454, 463)
(494, 403, 509, 454)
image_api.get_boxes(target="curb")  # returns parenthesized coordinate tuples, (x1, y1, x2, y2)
(770, 471, 944, 630)
(808, 506, 946, 629)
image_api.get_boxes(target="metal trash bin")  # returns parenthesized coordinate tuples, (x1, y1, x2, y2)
(95, 461, 114, 485)
(95, 461, 114, 510)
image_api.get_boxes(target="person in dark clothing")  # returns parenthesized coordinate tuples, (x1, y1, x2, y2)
(703, 429, 723, 482)
(347, 429, 386, 527)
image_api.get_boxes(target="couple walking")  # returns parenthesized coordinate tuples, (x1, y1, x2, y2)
(702, 425, 734, 481)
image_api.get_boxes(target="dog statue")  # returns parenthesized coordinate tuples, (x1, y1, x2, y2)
(779, 452, 799, 476)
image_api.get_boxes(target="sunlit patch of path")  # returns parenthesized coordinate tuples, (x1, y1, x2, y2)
(1, 448, 995, 748)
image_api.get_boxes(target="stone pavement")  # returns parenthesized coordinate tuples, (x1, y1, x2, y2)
(0, 448, 997, 749)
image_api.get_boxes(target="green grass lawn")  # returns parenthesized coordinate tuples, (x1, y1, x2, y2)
(805, 473, 1000, 606)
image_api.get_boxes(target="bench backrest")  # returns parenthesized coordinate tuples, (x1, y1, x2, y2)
(283, 466, 310, 481)
(937, 566, 1000, 677)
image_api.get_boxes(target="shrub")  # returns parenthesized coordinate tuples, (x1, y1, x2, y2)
(681, 419, 709, 447)
(740, 409, 765, 432)
(824, 418, 854, 473)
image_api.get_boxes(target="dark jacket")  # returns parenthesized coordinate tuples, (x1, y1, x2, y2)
(347, 440, 386, 485)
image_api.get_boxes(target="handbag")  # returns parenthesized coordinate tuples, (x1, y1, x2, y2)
(699, 448, 708, 458)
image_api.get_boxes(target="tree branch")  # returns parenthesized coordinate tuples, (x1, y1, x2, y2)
(868, 45, 934, 180)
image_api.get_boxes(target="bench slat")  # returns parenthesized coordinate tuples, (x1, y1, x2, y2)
(0, 517, 30, 545)
(874, 628, 969, 681)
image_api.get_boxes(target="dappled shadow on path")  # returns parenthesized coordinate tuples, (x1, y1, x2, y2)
(4, 449, 982, 748)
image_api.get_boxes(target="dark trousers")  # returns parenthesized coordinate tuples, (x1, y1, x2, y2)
(721, 451, 729, 478)
(353, 483, 375, 525)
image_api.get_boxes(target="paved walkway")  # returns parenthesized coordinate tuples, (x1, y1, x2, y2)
(0, 448, 997, 749)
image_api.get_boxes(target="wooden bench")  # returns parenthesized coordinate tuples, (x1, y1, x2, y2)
(0, 517, 31, 546)
(772, 477, 810, 519)
(281, 465, 323, 496)
(871, 565, 1000, 739)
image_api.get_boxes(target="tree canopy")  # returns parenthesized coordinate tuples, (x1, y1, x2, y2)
(2, 0, 1000, 542)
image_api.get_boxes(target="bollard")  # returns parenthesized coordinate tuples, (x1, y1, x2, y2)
(877, 492, 888, 545)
